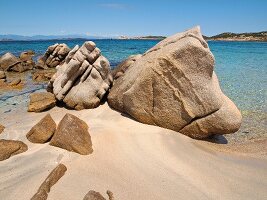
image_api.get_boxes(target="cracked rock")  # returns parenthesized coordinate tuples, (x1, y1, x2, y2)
(48, 41, 113, 110)
(107, 26, 242, 139)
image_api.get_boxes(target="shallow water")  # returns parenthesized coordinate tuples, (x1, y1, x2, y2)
(0, 40, 266, 142)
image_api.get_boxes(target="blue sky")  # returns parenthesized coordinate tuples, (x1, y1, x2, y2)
(0, 0, 266, 36)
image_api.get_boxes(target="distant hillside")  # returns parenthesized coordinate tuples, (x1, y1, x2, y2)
(118, 35, 166, 40)
(205, 31, 267, 41)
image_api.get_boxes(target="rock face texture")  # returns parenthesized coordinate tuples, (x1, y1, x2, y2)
(0, 139, 28, 161)
(108, 26, 242, 139)
(27, 114, 57, 143)
(0, 70, 6, 79)
(28, 92, 56, 112)
(0, 53, 21, 71)
(48, 41, 113, 110)
(112, 54, 142, 80)
(36, 43, 70, 69)
(31, 163, 67, 200)
(0, 124, 5, 134)
(50, 113, 93, 155)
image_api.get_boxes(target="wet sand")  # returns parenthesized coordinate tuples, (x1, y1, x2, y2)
(0, 99, 266, 200)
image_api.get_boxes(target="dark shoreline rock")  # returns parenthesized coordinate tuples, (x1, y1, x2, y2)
(0, 139, 28, 161)
(50, 113, 93, 155)
(27, 114, 56, 143)
(28, 92, 56, 112)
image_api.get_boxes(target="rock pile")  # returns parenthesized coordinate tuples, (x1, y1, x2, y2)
(36, 43, 70, 69)
(48, 41, 113, 110)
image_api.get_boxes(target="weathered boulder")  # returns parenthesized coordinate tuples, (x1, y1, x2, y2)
(31, 163, 67, 200)
(0, 70, 6, 79)
(32, 69, 55, 82)
(20, 50, 35, 62)
(112, 54, 142, 80)
(28, 92, 56, 112)
(48, 41, 113, 110)
(36, 43, 70, 69)
(108, 26, 242, 139)
(27, 114, 56, 143)
(0, 124, 5, 134)
(17, 50, 35, 71)
(50, 113, 93, 155)
(0, 52, 21, 71)
(0, 139, 28, 161)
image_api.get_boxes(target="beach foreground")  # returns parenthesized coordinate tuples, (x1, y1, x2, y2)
(0, 101, 266, 200)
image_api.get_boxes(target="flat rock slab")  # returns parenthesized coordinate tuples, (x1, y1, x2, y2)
(0, 139, 28, 161)
(27, 114, 56, 143)
(50, 113, 93, 155)
(31, 163, 67, 200)
(28, 92, 56, 112)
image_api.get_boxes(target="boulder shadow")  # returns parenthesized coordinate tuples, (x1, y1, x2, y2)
(204, 134, 228, 144)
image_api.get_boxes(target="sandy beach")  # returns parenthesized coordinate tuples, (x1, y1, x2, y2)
(0, 99, 266, 200)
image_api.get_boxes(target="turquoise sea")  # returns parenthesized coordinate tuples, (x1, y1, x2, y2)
(0, 39, 266, 113)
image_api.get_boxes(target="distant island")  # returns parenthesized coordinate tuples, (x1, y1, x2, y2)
(204, 31, 267, 42)
(0, 31, 266, 41)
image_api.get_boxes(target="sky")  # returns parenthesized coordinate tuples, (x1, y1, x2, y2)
(0, 0, 266, 37)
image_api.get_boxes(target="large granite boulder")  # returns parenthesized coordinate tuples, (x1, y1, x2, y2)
(112, 54, 142, 80)
(0, 139, 28, 161)
(108, 26, 242, 139)
(28, 92, 56, 112)
(27, 114, 56, 143)
(0, 52, 21, 71)
(36, 43, 70, 69)
(48, 41, 113, 110)
(50, 113, 93, 155)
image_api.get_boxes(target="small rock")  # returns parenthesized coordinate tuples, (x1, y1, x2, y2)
(9, 78, 21, 86)
(0, 52, 21, 71)
(0, 70, 6, 79)
(83, 191, 106, 200)
(0, 124, 5, 134)
(28, 92, 56, 112)
(27, 114, 56, 143)
(0, 139, 28, 161)
(31, 163, 67, 200)
(50, 113, 93, 155)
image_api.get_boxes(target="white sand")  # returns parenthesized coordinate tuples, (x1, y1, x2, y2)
(0, 103, 266, 200)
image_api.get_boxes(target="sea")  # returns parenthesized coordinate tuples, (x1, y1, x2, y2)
(0, 39, 266, 141)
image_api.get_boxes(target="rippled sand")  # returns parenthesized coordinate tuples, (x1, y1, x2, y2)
(0, 100, 266, 200)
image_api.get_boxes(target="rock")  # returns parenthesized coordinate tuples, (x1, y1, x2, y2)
(48, 41, 113, 110)
(83, 190, 115, 200)
(83, 191, 106, 200)
(50, 113, 93, 155)
(9, 78, 21, 86)
(32, 69, 55, 82)
(28, 92, 56, 112)
(0, 139, 28, 161)
(0, 70, 6, 79)
(26, 114, 56, 143)
(20, 50, 35, 62)
(112, 54, 142, 80)
(31, 163, 67, 200)
(108, 26, 242, 139)
(0, 124, 5, 134)
(36, 43, 70, 69)
(0, 52, 21, 71)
